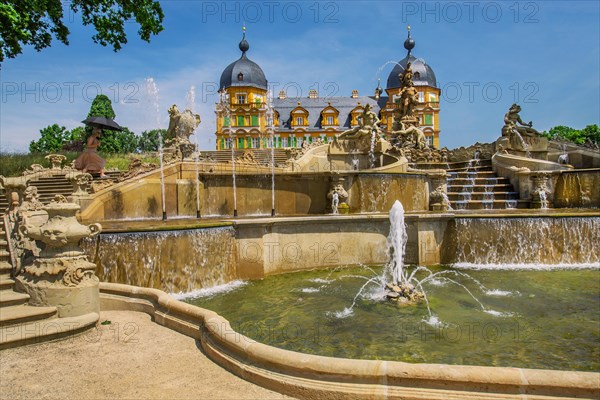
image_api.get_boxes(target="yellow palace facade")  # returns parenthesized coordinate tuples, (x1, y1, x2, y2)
(215, 29, 441, 150)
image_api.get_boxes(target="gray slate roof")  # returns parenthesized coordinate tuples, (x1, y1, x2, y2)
(387, 54, 437, 89)
(220, 54, 268, 91)
(273, 96, 389, 131)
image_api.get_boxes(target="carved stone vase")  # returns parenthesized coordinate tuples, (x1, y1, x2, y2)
(15, 196, 102, 317)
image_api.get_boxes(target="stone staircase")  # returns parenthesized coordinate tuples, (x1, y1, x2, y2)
(0, 170, 121, 218)
(445, 159, 528, 210)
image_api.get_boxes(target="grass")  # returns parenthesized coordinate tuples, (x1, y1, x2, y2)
(0, 152, 160, 177)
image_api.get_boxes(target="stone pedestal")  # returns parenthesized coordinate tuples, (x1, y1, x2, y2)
(16, 196, 102, 317)
(497, 136, 549, 160)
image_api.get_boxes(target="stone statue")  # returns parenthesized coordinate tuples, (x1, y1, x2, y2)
(331, 192, 339, 214)
(327, 182, 349, 214)
(166, 104, 201, 144)
(395, 63, 420, 121)
(392, 120, 428, 150)
(21, 186, 44, 211)
(502, 104, 540, 137)
(338, 104, 382, 140)
(401, 62, 414, 87)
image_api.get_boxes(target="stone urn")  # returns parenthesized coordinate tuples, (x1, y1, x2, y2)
(15, 195, 102, 317)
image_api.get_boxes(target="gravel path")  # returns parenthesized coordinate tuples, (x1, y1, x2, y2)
(0, 310, 293, 400)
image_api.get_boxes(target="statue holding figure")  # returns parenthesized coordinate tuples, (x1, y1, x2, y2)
(396, 63, 420, 121)
(502, 103, 540, 137)
(338, 103, 382, 140)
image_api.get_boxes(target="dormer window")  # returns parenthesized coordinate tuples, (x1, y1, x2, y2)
(291, 104, 309, 127)
(414, 72, 420, 80)
(237, 72, 244, 81)
(321, 103, 340, 127)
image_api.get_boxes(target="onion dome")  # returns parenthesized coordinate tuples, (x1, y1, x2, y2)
(219, 27, 267, 91)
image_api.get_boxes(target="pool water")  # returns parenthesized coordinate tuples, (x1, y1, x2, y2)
(186, 265, 600, 371)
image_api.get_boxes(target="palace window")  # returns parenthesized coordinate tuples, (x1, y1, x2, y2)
(282, 137, 288, 148)
(236, 94, 246, 104)
(251, 115, 259, 126)
(296, 116, 304, 126)
(424, 114, 433, 126)
(251, 138, 259, 148)
(326, 116, 334, 125)
(297, 137, 303, 147)
(236, 115, 245, 126)
(418, 92, 425, 103)
(223, 116, 230, 127)
(237, 137, 245, 149)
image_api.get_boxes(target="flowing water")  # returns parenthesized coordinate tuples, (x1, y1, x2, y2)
(187, 85, 201, 217)
(145, 77, 166, 219)
(183, 204, 599, 371)
(185, 264, 599, 371)
(83, 226, 237, 293)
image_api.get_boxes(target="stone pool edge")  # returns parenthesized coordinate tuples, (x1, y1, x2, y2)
(99, 282, 599, 400)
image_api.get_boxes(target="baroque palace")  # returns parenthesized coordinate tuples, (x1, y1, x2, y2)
(214, 27, 441, 150)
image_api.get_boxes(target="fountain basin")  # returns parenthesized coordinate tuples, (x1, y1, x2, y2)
(99, 282, 600, 399)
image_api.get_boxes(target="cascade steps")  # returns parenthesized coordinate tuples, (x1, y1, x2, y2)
(446, 160, 528, 210)
(415, 159, 529, 210)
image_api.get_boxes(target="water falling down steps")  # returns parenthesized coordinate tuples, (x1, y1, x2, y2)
(446, 159, 529, 210)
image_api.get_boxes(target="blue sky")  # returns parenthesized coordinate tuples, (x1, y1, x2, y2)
(1, 0, 599, 152)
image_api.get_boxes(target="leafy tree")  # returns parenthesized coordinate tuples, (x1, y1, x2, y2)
(580, 124, 600, 145)
(29, 124, 71, 153)
(542, 124, 600, 146)
(82, 94, 137, 153)
(0, 1, 164, 62)
(61, 126, 87, 152)
(138, 129, 167, 152)
(99, 127, 138, 154)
